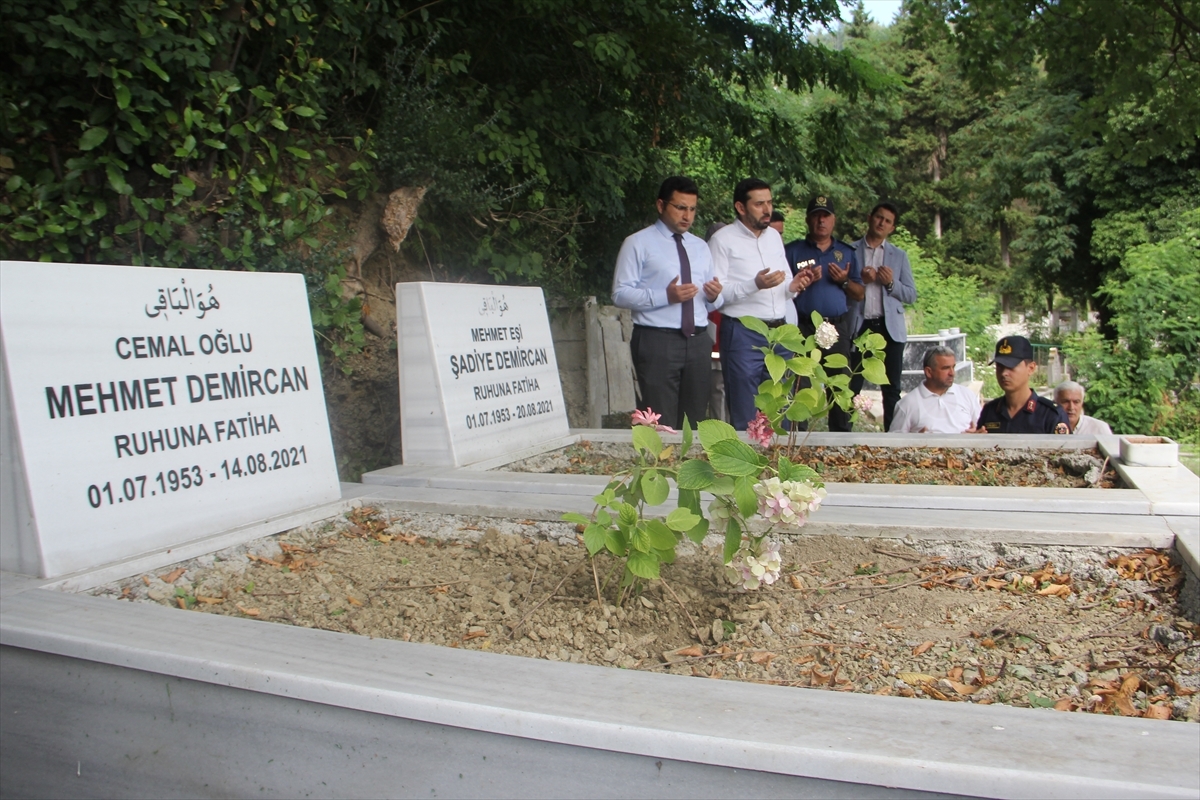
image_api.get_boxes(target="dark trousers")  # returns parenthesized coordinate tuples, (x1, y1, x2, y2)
(798, 312, 855, 432)
(719, 317, 772, 431)
(850, 318, 904, 431)
(630, 325, 711, 430)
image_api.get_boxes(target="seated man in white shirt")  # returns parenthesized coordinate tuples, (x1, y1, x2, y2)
(1053, 380, 1113, 435)
(890, 346, 982, 433)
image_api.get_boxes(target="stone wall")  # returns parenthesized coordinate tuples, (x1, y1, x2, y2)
(548, 304, 589, 428)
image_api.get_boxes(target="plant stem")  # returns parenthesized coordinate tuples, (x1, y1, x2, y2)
(659, 576, 701, 641)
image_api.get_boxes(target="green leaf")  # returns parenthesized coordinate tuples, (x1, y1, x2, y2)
(114, 84, 131, 110)
(710, 476, 736, 495)
(677, 488, 701, 516)
(723, 518, 743, 565)
(627, 551, 660, 580)
(739, 316, 769, 335)
(708, 439, 766, 477)
(141, 57, 169, 82)
(605, 529, 627, 556)
(733, 475, 758, 518)
(810, 310, 823, 328)
(646, 519, 678, 550)
(630, 523, 652, 553)
(270, 118, 289, 131)
(765, 352, 786, 383)
(684, 516, 709, 544)
(641, 470, 669, 506)
(680, 413, 693, 454)
(777, 456, 796, 482)
(583, 523, 608, 555)
(862, 359, 889, 386)
(79, 127, 109, 151)
(697, 418, 738, 451)
(292, 106, 317, 118)
(151, 163, 174, 178)
(676, 459, 715, 490)
(617, 502, 639, 529)
(823, 353, 849, 369)
(665, 507, 701, 532)
(561, 512, 590, 526)
(285, 146, 311, 160)
(631, 425, 663, 457)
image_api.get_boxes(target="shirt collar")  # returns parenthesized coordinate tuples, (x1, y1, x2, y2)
(654, 219, 681, 239)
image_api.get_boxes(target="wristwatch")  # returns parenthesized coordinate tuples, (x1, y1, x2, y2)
(885, 282, 894, 291)
(839, 280, 849, 291)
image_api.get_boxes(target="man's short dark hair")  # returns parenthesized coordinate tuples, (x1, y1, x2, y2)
(657, 176, 699, 204)
(733, 178, 771, 210)
(770, 210, 785, 223)
(870, 201, 900, 222)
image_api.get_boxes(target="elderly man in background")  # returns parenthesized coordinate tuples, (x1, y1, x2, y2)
(890, 346, 981, 433)
(1054, 380, 1113, 435)
(848, 201, 917, 431)
(710, 178, 813, 430)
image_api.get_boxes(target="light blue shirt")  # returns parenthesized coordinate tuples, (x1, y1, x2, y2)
(611, 219, 719, 329)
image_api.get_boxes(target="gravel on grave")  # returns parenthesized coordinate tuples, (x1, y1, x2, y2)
(93, 508, 1198, 722)
(499, 441, 1119, 488)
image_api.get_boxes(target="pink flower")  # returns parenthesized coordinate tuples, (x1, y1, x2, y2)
(747, 411, 773, 447)
(631, 408, 676, 434)
(853, 394, 874, 415)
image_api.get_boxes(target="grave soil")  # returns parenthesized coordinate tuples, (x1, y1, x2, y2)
(501, 441, 1119, 488)
(94, 508, 1198, 722)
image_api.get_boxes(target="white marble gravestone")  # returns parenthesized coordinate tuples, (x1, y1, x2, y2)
(397, 282, 569, 466)
(0, 261, 341, 578)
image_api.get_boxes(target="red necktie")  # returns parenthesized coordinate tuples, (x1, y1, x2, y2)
(673, 233, 695, 337)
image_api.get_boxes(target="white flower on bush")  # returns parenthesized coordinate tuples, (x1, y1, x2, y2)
(853, 394, 874, 415)
(814, 320, 839, 349)
(753, 477, 827, 528)
(726, 541, 783, 591)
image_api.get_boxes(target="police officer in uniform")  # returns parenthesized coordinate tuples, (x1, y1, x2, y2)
(785, 195, 864, 432)
(976, 336, 1069, 434)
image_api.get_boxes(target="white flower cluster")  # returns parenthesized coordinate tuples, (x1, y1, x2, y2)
(707, 498, 733, 533)
(852, 393, 874, 415)
(753, 477, 827, 528)
(726, 541, 783, 591)
(814, 320, 839, 349)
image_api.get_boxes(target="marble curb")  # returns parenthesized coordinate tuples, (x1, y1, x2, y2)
(355, 486, 1175, 548)
(2, 582, 1196, 800)
(362, 467, 1153, 516)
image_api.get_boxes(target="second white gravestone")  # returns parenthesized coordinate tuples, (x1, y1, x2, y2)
(397, 283, 569, 466)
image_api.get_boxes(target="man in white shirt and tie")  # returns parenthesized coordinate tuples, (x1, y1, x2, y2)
(890, 346, 982, 433)
(611, 176, 723, 430)
(708, 178, 814, 430)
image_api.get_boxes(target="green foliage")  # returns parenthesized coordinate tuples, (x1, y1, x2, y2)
(1, 0, 385, 269)
(1062, 211, 1200, 440)
(891, 227, 997, 361)
(309, 264, 366, 373)
(370, 0, 884, 300)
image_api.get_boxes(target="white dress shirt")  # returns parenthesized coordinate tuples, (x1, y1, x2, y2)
(708, 220, 795, 322)
(890, 382, 981, 433)
(1072, 414, 1112, 436)
(611, 220, 718, 329)
(861, 241, 886, 319)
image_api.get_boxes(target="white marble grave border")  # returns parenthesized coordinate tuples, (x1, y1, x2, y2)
(3, 482, 1198, 800)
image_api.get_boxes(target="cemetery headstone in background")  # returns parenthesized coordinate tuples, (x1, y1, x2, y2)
(0, 261, 341, 578)
(397, 282, 569, 466)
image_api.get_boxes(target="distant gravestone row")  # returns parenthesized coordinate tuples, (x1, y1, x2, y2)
(1, 263, 569, 578)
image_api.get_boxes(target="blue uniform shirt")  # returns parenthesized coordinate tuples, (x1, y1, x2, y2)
(978, 391, 1070, 434)
(784, 237, 862, 319)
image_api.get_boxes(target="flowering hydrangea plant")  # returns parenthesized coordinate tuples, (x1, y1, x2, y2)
(746, 410, 773, 447)
(852, 393, 874, 417)
(631, 408, 676, 433)
(727, 541, 783, 591)
(814, 320, 840, 349)
(563, 312, 886, 604)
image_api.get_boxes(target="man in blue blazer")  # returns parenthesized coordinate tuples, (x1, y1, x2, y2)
(848, 202, 918, 431)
